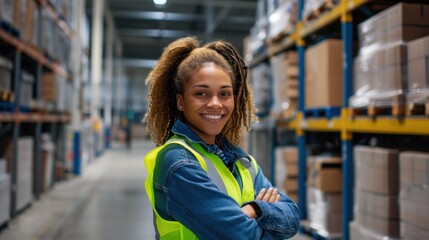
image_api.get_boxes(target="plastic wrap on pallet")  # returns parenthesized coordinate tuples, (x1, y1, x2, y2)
(0, 56, 12, 91)
(41, 8, 56, 59)
(18, 71, 34, 107)
(351, 3, 429, 108)
(350, 221, 400, 240)
(267, 0, 298, 42)
(0, 173, 10, 225)
(0, 0, 20, 30)
(302, 0, 335, 21)
(19, 0, 39, 45)
(350, 43, 407, 108)
(270, 51, 298, 118)
(407, 35, 429, 105)
(248, 18, 268, 58)
(250, 63, 271, 116)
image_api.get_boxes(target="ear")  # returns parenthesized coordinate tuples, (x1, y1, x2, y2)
(176, 94, 183, 111)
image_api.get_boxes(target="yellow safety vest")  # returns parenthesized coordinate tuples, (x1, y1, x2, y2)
(144, 137, 258, 240)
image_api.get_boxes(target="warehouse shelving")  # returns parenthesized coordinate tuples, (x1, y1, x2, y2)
(0, 1, 74, 219)
(248, 0, 429, 239)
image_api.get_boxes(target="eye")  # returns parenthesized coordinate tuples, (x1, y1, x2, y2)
(221, 91, 232, 97)
(195, 91, 207, 97)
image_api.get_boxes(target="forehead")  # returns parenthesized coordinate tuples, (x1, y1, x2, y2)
(188, 64, 233, 85)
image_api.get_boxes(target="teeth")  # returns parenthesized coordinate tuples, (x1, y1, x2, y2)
(204, 115, 222, 120)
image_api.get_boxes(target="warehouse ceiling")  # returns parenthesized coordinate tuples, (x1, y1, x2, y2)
(100, 0, 258, 69)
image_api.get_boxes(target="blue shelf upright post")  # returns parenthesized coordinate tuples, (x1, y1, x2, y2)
(297, 0, 307, 221)
(34, 63, 43, 199)
(11, 50, 22, 218)
(341, 6, 354, 240)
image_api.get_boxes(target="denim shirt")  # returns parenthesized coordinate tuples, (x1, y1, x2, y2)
(152, 120, 300, 240)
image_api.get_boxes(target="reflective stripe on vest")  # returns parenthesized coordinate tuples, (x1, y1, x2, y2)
(144, 138, 258, 240)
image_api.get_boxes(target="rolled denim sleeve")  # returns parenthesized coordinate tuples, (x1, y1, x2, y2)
(250, 168, 301, 239)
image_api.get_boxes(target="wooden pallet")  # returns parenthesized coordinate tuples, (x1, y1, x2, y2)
(407, 98, 429, 116)
(350, 95, 406, 117)
(0, 89, 14, 102)
(303, 0, 335, 24)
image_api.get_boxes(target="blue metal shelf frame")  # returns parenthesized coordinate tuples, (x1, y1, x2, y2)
(11, 51, 22, 218)
(297, 0, 307, 221)
(341, 13, 354, 240)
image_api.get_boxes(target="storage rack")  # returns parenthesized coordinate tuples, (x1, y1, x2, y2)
(0, 0, 72, 218)
(248, 0, 429, 239)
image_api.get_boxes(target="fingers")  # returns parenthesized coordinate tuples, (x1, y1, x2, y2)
(256, 188, 280, 203)
(255, 188, 267, 200)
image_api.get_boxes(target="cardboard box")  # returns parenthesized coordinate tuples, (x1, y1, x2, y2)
(355, 210, 400, 237)
(308, 204, 342, 234)
(308, 187, 342, 212)
(22, 0, 37, 44)
(408, 36, 429, 90)
(0, 174, 10, 225)
(354, 146, 399, 195)
(386, 3, 429, 29)
(284, 177, 298, 192)
(286, 164, 298, 177)
(400, 198, 429, 231)
(287, 192, 298, 203)
(356, 189, 399, 219)
(307, 156, 342, 192)
(0, 159, 6, 174)
(399, 151, 429, 188)
(401, 222, 429, 240)
(305, 39, 343, 108)
(0, 56, 12, 91)
(282, 147, 298, 164)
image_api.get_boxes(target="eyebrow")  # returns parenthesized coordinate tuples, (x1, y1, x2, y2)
(192, 84, 233, 89)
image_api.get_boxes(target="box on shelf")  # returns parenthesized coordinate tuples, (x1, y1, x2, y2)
(0, 0, 21, 31)
(307, 187, 342, 235)
(21, 0, 38, 45)
(0, 56, 12, 92)
(0, 174, 11, 225)
(401, 222, 429, 240)
(351, 2, 429, 108)
(19, 71, 34, 107)
(399, 151, 429, 238)
(305, 39, 343, 108)
(354, 146, 399, 195)
(250, 63, 271, 116)
(407, 36, 429, 106)
(307, 155, 342, 192)
(267, 0, 298, 42)
(0, 159, 6, 174)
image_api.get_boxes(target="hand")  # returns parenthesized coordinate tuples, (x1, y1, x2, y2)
(255, 188, 280, 203)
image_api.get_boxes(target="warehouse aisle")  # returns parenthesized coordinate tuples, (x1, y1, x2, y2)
(0, 139, 157, 240)
(0, 139, 309, 240)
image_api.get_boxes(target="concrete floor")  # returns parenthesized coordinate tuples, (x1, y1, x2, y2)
(0, 139, 310, 240)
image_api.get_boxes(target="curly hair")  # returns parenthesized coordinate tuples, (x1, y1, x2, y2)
(144, 36, 257, 146)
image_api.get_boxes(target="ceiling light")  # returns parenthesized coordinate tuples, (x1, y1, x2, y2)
(154, 0, 167, 5)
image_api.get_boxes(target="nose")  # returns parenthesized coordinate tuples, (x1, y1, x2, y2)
(207, 96, 222, 109)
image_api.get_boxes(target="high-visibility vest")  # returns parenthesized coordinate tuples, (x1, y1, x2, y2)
(144, 137, 259, 240)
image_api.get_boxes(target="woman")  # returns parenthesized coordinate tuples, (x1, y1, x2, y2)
(144, 37, 300, 240)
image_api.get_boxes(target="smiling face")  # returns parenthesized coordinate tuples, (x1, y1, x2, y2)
(176, 62, 234, 144)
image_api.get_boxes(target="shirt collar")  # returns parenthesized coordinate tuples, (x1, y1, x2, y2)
(170, 119, 248, 159)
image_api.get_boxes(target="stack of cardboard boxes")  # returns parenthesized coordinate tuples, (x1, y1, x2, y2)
(275, 146, 299, 203)
(305, 39, 343, 109)
(0, 137, 34, 212)
(351, 3, 429, 109)
(407, 36, 429, 113)
(399, 152, 429, 239)
(250, 63, 271, 116)
(307, 155, 342, 236)
(270, 51, 298, 119)
(0, 158, 10, 226)
(350, 146, 400, 240)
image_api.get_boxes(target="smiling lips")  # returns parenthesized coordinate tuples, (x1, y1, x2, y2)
(202, 114, 223, 121)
